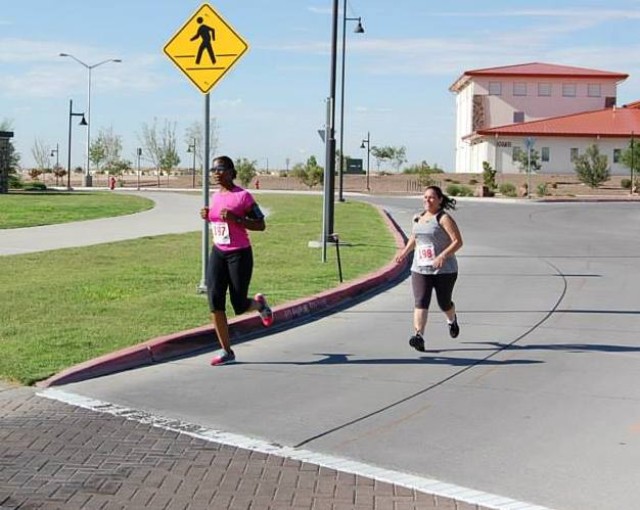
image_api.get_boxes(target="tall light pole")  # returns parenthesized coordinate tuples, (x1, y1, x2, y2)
(321, 0, 340, 263)
(338, 1, 364, 202)
(50, 144, 59, 186)
(66, 99, 87, 190)
(136, 148, 142, 190)
(360, 131, 370, 191)
(187, 139, 196, 188)
(60, 53, 122, 187)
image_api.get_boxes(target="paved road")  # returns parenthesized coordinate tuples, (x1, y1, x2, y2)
(4, 192, 640, 510)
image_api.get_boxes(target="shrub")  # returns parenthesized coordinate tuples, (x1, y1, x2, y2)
(446, 184, 473, 197)
(24, 182, 47, 191)
(499, 182, 517, 197)
(536, 183, 549, 197)
(621, 178, 632, 190)
(468, 178, 478, 185)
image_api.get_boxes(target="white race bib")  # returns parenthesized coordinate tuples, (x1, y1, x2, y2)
(416, 242, 436, 267)
(211, 221, 230, 245)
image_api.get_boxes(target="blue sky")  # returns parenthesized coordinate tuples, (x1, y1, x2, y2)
(2, 1, 640, 172)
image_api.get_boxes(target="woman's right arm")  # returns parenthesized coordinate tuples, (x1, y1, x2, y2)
(395, 235, 416, 264)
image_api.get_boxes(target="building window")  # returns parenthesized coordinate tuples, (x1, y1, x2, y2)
(563, 83, 577, 97)
(613, 149, 622, 163)
(538, 83, 552, 96)
(513, 82, 527, 96)
(489, 82, 502, 95)
(541, 147, 550, 162)
(570, 148, 579, 161)
(513, 111, 525, 123)
(587, 84, 601, 97)
(512, 146, 523, 162)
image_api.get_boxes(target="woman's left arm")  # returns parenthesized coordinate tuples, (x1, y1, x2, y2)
(434, 215, 463, 267)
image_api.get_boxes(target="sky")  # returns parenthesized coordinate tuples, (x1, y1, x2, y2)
(3, 1, 640, 173)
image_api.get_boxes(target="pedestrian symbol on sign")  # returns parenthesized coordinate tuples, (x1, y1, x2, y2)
(191, 17, 216, 65)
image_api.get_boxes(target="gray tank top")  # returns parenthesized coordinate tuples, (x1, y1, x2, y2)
(410, 211, 458, 275)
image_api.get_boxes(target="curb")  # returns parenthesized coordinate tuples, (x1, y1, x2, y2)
(36, 205, 409, 388)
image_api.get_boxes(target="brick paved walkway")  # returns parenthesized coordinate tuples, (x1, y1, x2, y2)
(0, 385, 492, 510)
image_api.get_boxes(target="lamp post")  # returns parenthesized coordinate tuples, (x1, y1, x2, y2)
(50, 144, 59, 186)
(66, 99, 87, 190)
(187, 139, 196, 188)
(360, 131, 370, 191)
(136, 148, 142, 190)
(60, 53, 122, 187)
(338, 2, 364, 202)
(321, 0, 340, 263)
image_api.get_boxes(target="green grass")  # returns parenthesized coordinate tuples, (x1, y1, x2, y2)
(0, 191, 154, 228)
(0, 194, 398, 385)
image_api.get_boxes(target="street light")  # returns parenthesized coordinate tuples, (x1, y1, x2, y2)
(321, 0, 340, 263)
(50, 144, 59, 185)
(59, 53, 122, 187)
(136, 148, 142, 190)
(338, 1, 364, 202)
(66, 99, 87, 190)
(187, 139, 196, 188)
(360, 131, 370, 191)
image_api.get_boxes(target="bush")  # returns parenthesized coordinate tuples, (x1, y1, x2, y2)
(468, 178, 478, 185)
(23, 182, 47, 191)
(621, 178, 632, 190)
(536, 183, 549, 197)
(499, 182, 517, 197)
(446, 184, 473, 197)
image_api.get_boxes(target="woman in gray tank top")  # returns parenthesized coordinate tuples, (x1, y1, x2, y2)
(395, 186, 463, 352)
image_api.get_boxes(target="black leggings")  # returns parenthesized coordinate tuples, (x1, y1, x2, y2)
(207, 246, 253, 314)
(411, 271, 457, 311)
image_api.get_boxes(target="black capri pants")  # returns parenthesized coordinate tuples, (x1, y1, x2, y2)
(411, 271, 458, 311)
(207, 246, 253, 314)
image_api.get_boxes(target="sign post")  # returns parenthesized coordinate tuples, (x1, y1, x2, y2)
(164, 3, 249, 291)
(525, 137, 535, 199)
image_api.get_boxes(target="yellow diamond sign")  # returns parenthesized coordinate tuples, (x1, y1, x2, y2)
(164, 3, 249, 94)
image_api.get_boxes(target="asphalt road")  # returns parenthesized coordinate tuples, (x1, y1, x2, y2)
(38, 194, 640, 510)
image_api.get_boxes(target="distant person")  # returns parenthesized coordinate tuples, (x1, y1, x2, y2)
(395, 185, 463, 352)
(190, 17, 216, 65)
(109, 175, 116, 190)
(199, 156, 273, 366)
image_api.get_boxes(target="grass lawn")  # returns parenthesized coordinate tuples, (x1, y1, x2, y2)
(0, 191, 154, 228)
(0, 193, 399, 385)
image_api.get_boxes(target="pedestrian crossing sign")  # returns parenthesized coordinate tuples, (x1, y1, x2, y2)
(163, 3, 249, 94)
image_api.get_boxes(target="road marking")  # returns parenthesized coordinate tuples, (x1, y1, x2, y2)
(39, 388, 554, 510)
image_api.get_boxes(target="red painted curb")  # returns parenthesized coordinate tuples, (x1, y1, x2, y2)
(36, 206, 409, 388)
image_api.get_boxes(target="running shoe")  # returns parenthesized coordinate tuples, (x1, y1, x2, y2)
(409, 333, 425, 352)
(254, 293, 274, 327)
(448, 316, 460, 338)
(210, 349, 236, 366)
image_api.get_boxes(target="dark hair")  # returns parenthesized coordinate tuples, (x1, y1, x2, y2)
(426, 185, 456, 211)
(212, 155, 237, 179)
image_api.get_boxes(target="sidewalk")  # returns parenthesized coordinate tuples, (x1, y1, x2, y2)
(1, 382, 492, 510)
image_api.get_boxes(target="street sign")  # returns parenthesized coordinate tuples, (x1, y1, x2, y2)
(525, 137, 535, 150)
(163, 4, 249, 94)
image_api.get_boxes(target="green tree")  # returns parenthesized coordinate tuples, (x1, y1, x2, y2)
(482, 161, 497, 191)
(574, 144, 610, 188)
(139, 118, 181, 175)
(291, 156, 324, 188)
(370, 145, 407, 172)
(620, 138, 640, 190)
(235, 158, 257, 187)
(514, 148, 542, 174)
(91, 127, 123, 174)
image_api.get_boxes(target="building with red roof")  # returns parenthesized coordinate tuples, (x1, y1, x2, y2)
(449, 62, 636, 174)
